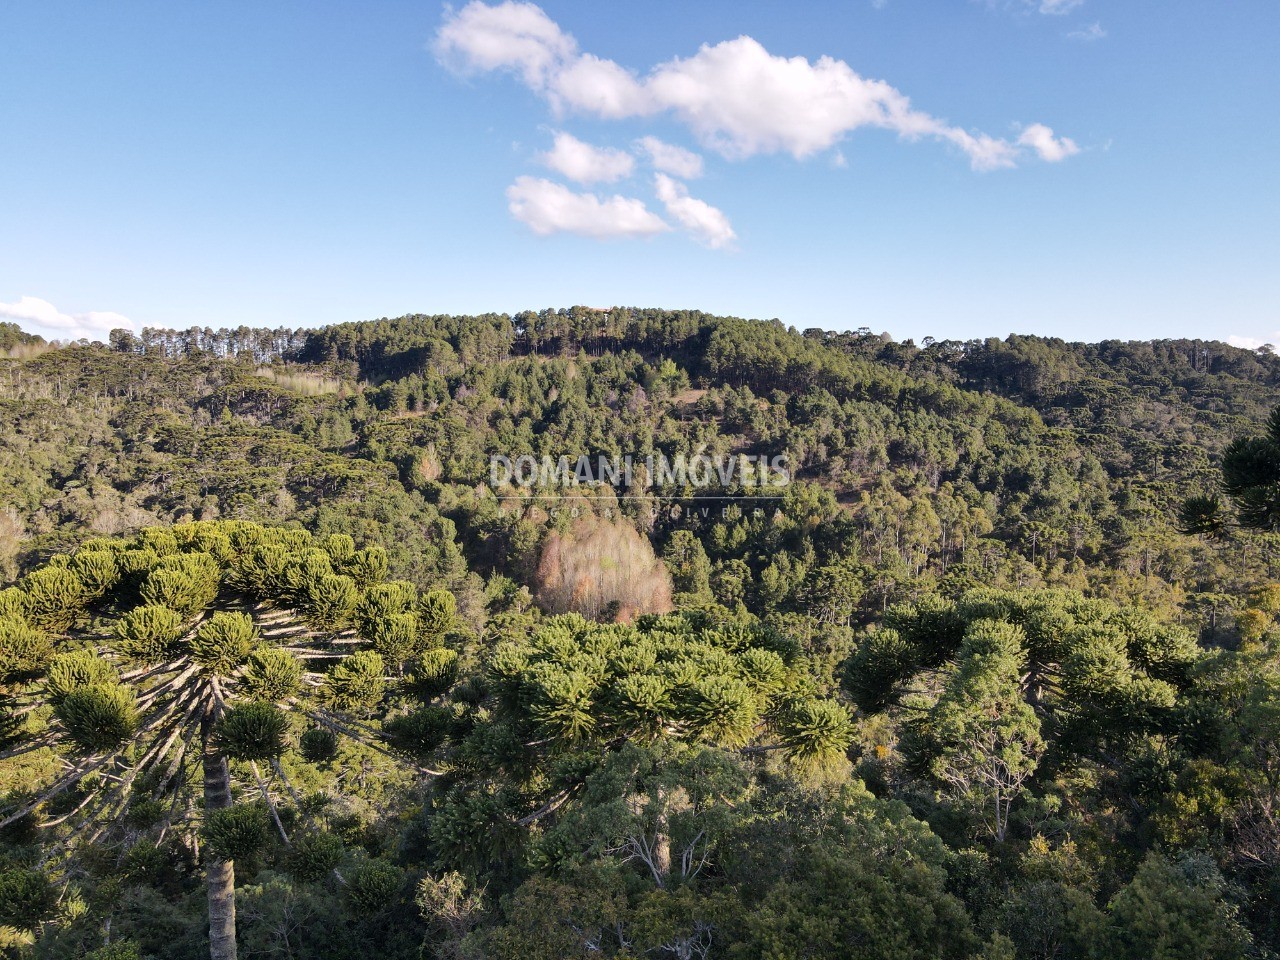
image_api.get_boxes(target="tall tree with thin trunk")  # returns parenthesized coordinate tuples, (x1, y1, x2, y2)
(0, 520, 454, 960)
(908, 620, 1044, 842)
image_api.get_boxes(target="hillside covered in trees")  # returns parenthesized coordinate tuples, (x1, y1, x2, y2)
(3, 309, 1280, 960)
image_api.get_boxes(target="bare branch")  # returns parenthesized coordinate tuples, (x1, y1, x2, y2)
(517, 789, 576, 827)
(294, 705, 444, 776)
(250, 760, 292, 846)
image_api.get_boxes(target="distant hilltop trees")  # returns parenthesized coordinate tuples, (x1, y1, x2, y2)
(88, 309, 1273, 397)
(0, 322, 46, 357)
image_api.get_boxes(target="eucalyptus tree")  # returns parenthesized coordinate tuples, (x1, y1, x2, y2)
(0, 520, 456, 960)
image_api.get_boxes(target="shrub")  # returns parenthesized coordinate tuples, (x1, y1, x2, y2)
(323, 651, 385, 712)
(241, 648, 302, 702)
(419, 589, 457, 636)
(22, 567, 85, 632)
(45, 651, 118, 703)
(305, 574, 358, 628)
(70, 550, 120, 600)
(384, 707, 452, 756)
(139, 553, 220, 618)
(84, 943, 142, 960)
(410, 648, 459, 699)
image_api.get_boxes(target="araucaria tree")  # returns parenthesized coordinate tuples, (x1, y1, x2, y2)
(0, 521, 456, 960)
(847, 588, 1200, 843)
(1181, 403, 1280, 534)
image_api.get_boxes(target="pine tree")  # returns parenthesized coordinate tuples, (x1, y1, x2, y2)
(913, 620, 1045, 842)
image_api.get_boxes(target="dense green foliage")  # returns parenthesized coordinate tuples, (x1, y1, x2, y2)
(2, 310, 1280, 959)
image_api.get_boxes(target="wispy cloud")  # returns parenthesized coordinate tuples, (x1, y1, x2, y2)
(981, 0, 1086, 16)
(983, 0, 1085, 17)
(1038, 0, 1084, 14)
(635, 136, 704, 179)
(506, 176, 669, 239)
(434, 0, 573, 88)
(653, 174, 736, 249)
(1017, 123, 1080, 162)
(0, 296, 133, 342)
(1068, 21, 1107, 41)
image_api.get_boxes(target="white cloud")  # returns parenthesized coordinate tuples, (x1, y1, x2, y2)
(506, 176, 669, 239)
(653, 174, 736, 249)
(635, 136, 704, 179)
(939, 128, 1021, 171)
(1016, 123, 1080, 162)
(548, 54, 651, 118)
(436, 2, 1077, 171)
(539, 131, 634, 183)
(643, 37, 895, 160)
(433, 0, 574, 87)
(984, 0, 1085, 13)
(1229, 333, 1280, 351)
(1068, 21, 1107, 41)
(0, 296, 133, 342)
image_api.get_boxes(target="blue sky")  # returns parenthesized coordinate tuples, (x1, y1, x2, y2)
(1, 1, 1277, 346)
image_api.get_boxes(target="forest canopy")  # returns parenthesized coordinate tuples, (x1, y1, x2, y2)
(2, 309, 1279, 960)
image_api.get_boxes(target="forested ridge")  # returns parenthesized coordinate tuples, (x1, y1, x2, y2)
(2, 309, 1280, 960)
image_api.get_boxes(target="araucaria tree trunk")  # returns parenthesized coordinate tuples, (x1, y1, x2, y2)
(202, 713, 237, 960)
